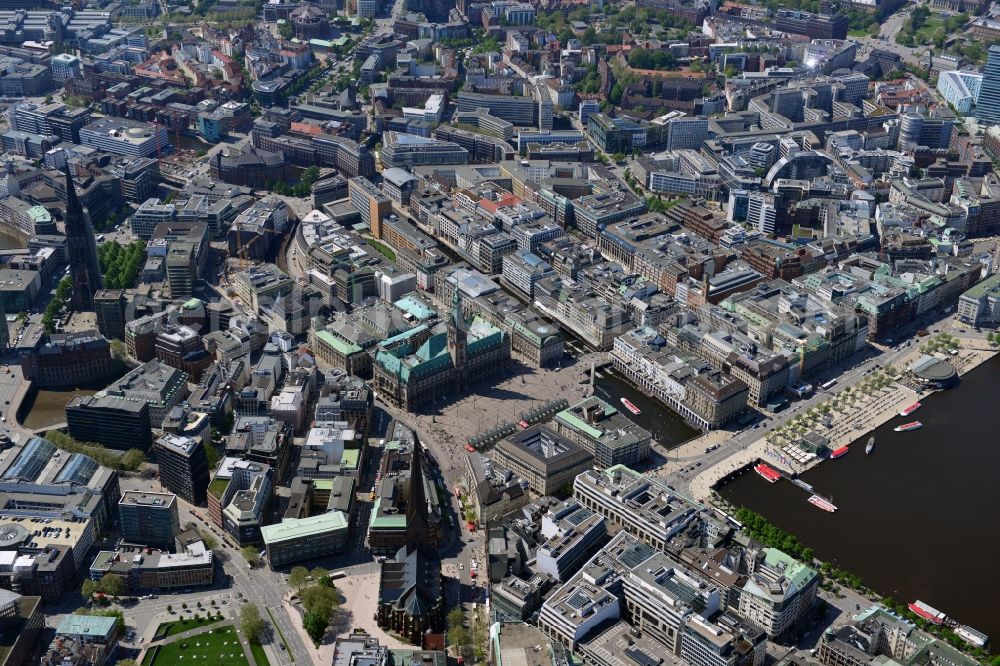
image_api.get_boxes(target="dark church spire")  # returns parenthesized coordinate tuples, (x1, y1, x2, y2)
(405, 436, 430, 548)
(63, 165, 103, 311)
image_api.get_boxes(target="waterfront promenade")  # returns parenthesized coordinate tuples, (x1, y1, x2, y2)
(686, 346, 997, 502)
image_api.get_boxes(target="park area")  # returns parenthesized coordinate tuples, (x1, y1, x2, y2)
(142, 625, 250, 666)
(153, 615, 224, 640)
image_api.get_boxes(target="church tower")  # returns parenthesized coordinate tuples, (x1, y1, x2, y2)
(447, 289, 468, 386)
(405, 437, 430, 549)
(63, 165, 103, 311)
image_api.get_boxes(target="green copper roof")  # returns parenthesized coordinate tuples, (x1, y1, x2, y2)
(760, 548, 817, 594)
(369, 497, 407, 529)
(555, 409, 603, 440)
(260, 511, 348, 545)
(316, 330, 363, 356)
(26, 206, 50, 223)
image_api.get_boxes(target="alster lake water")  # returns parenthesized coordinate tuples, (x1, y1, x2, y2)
(721, 354, 1000, 644)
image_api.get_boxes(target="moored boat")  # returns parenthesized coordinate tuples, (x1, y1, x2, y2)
(898, 402, 922, 417)
(954, 625, 988, 648)
(807, 495, 837, 512)
(908, 600, 946, 625)
(830, 446, 849, 459)
(620, 398, 641, 415)
(754, 463, 782, 483)
(865, 437, 875, 454)
(894, 421, 923, 432)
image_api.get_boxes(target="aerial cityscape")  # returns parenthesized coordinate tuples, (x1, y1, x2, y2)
(0, 0, 998, 663)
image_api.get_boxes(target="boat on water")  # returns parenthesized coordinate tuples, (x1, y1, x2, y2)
(830, 446, 849, 459)
(894, 421, 923, 432)
(954, 625, 989, 648)
(898, 401, 922, 417)
(865, 437, 875, 455)
(807, 495, 837, 512)
(754, 463, 782, 483)
(620, 398, 641, 415)
(908, 600, 946, 625)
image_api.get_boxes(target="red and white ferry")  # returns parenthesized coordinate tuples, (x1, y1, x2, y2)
(807, 495, 837, 512)
(898, 402, 922, 417)
(908, 600, 946, 625)
(620, 398, 641, 415)
(754, 463, 782, 483)
(830, 446, 849, 459)
(894, 421, 923, 432)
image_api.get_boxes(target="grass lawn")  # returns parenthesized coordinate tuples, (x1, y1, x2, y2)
(209, 477, 230, 499)
(249, 641, 271, 665)
(146, 625, 249, 666)
(155, 614, 224, 639)
(367, 239, 396, 261)
(912, 16, 943, 43)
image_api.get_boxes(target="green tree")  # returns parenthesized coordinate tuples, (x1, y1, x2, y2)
(609, 82, 624, 105)
(303, 610, 328, 645)
(81, 579, 98, 599)
(300, 584, 338, 622)
(196, 528, 218, 550)
(447, 608, 465, 632)
(289, 565, 310, 591)
(311, 566, 329, 583)
(240, 603, 265, 644)
(449, 625, 470, 652)
(109, 339, 127, 360)
(101, 575, 125, 598)
(204, 443, 220, 470)
(242, 547, 260, 566)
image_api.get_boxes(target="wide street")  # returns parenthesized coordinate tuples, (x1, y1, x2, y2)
(376, 0, 406, 35)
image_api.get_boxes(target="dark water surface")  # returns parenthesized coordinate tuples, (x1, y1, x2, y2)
(20, 388, 97, 430)
(0, 230, 25, 250)
(593, 370, 699, 448)
(722, 355, 1000, 640)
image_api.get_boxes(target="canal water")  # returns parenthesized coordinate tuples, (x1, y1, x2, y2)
(19, 387, 98, 431)
(0, 230, 26, 250)
(172, 133, 213, 153)
(593, 369, 699, 449)
(721, 354, 1000, 643)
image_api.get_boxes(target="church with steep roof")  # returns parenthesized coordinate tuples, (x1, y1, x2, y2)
(375, 433, 445, 645)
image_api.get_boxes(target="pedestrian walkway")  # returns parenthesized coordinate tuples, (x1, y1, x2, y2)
(689, 347, 996, 501)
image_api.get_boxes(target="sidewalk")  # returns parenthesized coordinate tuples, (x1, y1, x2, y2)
(688, 347, 996, 502)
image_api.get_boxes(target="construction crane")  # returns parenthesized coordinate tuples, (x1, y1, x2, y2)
(230, 226, 285, 273)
